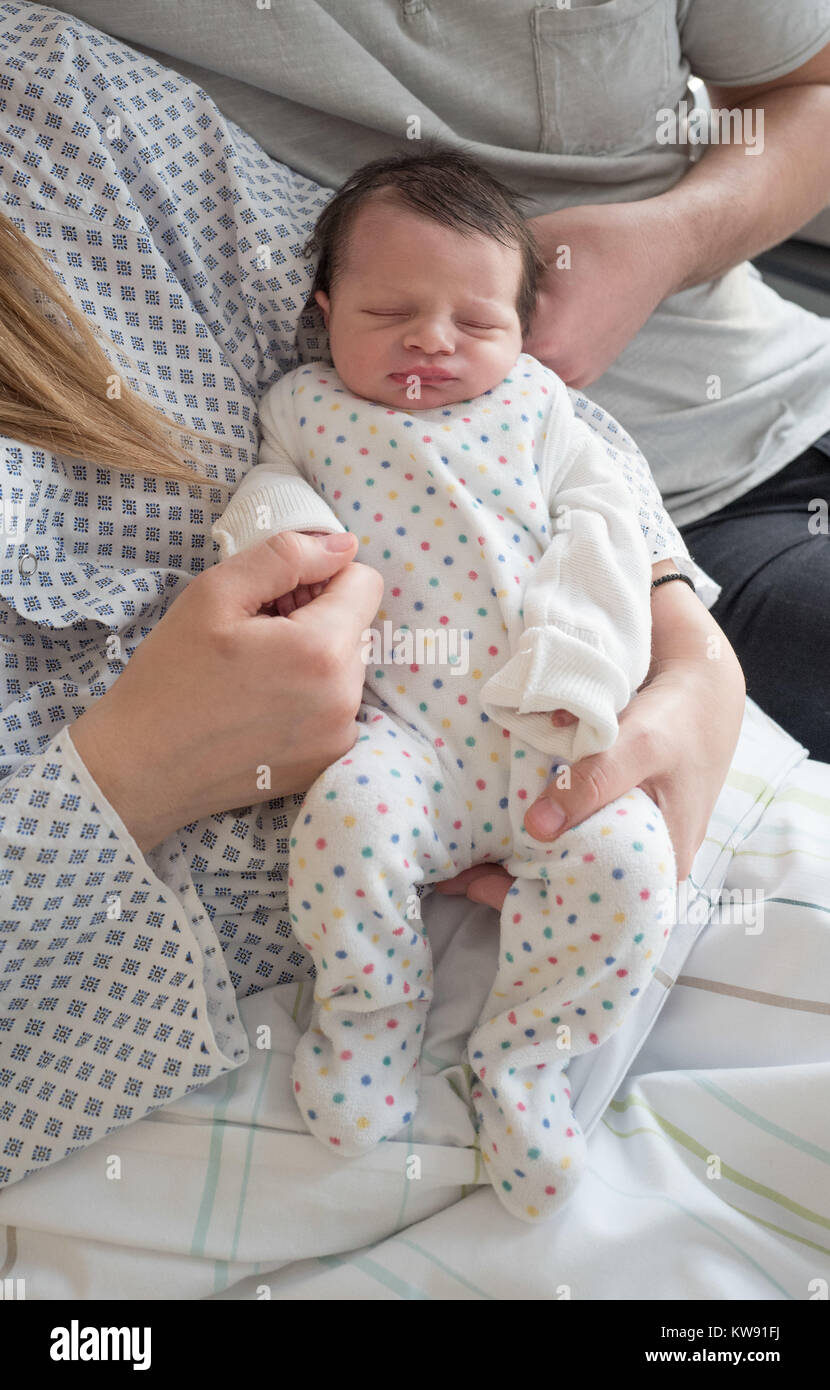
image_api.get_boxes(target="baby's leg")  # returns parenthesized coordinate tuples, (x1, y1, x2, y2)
(289, 706, 468, 1156)
(468, 743, 676, 1222)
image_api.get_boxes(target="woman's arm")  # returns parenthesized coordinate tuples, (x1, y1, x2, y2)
(0, 532, 382, 1190)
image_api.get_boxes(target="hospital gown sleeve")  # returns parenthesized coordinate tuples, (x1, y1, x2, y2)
(211, 378, 345, 557)
(0, 725, 249, 1189)
(479, 382, 653, 763)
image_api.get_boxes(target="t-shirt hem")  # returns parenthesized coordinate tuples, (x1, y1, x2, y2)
(669, 409, 830, 530)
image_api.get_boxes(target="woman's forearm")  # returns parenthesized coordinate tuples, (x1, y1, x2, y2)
(654, 82, 830, 295)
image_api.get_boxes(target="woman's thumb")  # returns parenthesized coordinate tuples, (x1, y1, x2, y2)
(318, 532, 356, 552)
(221, 529, 357, 606)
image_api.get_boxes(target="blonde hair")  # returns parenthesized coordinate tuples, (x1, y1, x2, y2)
(0, 208, 236, 488)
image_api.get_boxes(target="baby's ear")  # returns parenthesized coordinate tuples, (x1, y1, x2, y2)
(314, 289, 331, 327)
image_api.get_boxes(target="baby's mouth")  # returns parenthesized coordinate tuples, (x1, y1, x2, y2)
(388, 370, 456, 384)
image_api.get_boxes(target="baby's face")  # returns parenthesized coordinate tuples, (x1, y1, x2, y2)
(315, 194, 525, 410)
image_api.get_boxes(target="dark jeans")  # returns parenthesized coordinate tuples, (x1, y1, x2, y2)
(679, 433, 830, 763)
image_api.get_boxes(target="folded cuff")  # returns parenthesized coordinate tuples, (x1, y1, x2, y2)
(479, 624, 632, 760)
(211, 479, 345, 558)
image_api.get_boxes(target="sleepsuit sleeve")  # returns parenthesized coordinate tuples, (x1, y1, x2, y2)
(211, 376, 345, 558)
(479, 378, 653, 763)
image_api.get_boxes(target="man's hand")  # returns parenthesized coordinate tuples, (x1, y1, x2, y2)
(524, 201, 683, 388)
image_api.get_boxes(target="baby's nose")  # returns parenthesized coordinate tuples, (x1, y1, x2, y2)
(403, 318, 455, 352)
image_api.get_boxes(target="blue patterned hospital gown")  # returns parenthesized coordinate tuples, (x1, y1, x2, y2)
(0, 1, 714, 1188)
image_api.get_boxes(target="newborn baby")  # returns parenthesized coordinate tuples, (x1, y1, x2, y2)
(213, 148, 677, 1222)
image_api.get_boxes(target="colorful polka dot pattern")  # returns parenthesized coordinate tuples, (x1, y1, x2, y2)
(288, 699, 676, 1214)
(281, 352, 575, 742)
(279, 357, 677, 1215)
(468, 781, 676, 1222)
(289, 706, 462, 1154)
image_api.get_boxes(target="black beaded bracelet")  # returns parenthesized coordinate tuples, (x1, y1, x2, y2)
(651, 571, 696, 595)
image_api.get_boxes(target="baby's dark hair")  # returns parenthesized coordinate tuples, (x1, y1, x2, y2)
(303, 141, 546, 337)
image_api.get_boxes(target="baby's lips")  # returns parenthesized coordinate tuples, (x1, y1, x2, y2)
(551, 709, 577, 727)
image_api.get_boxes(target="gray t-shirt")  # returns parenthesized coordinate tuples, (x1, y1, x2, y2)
(60, 0, 830, 526)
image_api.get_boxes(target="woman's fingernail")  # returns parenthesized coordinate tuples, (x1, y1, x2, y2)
(321, 532, 354, 550)
(525, 799, 566, 838)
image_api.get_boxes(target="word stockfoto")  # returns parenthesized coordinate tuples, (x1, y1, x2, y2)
(50, 1322, 151, 1370)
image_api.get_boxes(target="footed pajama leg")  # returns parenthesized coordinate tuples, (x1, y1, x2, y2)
(288, 705, 469, 1156)
(468, 755, 676, 1222)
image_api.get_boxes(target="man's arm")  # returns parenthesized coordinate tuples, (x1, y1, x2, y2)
(655, 41, 830, 293)
(525, 40, 830, 388)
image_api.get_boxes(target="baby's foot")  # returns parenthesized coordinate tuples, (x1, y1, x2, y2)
(292, 997, 429, 1156)
(470, 1049, 587, 1222)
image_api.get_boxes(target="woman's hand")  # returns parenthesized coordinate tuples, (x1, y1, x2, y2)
(436, 575, 746, 903)
(71, 530, 383, 855)
(525, 200, 684, 388)
(272, 530, 335, 616)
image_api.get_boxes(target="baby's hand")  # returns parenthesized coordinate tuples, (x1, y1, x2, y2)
(273, 532, 335, 617)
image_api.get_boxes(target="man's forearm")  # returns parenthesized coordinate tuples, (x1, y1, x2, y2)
(652, 84, 830, 294)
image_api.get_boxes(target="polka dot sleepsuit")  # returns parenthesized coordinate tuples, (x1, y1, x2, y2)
(213, 351, 677, 1222)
